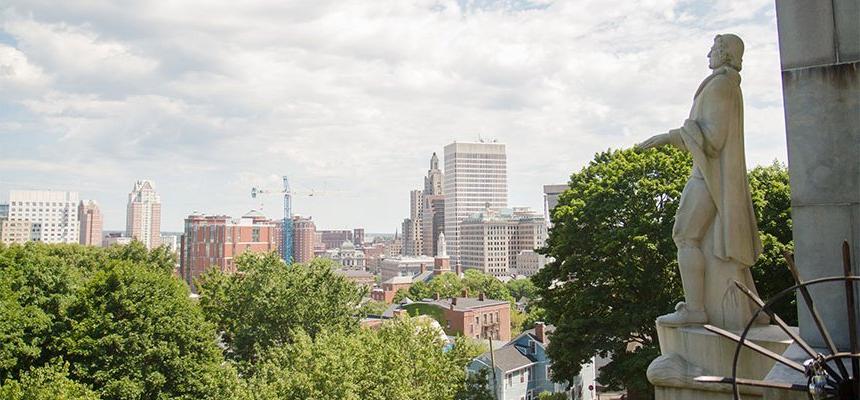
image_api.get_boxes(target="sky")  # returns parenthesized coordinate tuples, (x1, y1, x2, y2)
(0, 0, 787, 233)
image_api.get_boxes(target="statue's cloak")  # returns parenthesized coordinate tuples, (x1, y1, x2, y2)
(677, 67, 762, 267)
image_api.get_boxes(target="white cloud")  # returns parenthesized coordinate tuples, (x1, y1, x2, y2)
(0, 0, 787, 232)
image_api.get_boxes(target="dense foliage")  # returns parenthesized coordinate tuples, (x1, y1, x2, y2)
(197, 254, 365, 364)
(247, 318, 483, 400)
(0, 241, 238, 399)
(0, 241, 490, 399)
(534, 148, 794, 399)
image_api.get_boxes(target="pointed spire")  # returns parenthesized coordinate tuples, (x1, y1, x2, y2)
(430, 152, 439, 170)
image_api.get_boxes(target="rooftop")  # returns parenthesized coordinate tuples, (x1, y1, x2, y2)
(429, 297, 509, 311)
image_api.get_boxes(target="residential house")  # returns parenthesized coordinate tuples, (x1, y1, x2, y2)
(467, 323, 569, 400)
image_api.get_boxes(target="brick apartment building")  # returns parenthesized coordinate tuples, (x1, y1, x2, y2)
(180, 210, 280, 289)
(434, 293, 511, 341)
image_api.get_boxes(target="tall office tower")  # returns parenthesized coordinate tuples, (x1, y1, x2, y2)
(542, 184, 567, 228)
(400, 218, 414, 256)
(424, 152, 443, 195)
(420, 152, 445, 256)
(180, 210, 280, 290)
(0, 204, 8, 218)
(7, 190, 79, 244)
(78, 200, 103, 246)
(126, 180, 161, 249)
(353, 228, 365, 247)
(443, 141, 507, 266)
(403, 189, 424, 256)
(292, 215, 317, 263)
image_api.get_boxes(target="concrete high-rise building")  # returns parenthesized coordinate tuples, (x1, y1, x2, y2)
(0, 204, 8, 218)
(543, 184, 567, 227)
(7, 190, 79, 244)
(402, 189, 424, 256)
(180, 210, 280, 289)
(126, 180, 161, 249)
(443, 141, 508, 266)
(421, 194, 445, 256)
(292, 215, 317, 263)
(459, 207, 546, 277)
(78, 200, 103, 247)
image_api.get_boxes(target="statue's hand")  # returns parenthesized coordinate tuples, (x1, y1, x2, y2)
(637, 133, 669, 150)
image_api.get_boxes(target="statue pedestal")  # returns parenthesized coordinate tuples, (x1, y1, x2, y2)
(647, 324, 794, 400)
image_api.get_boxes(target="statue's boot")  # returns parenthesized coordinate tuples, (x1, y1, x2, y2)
(657, 247, 708, 327)
(657, 302, 708, 327)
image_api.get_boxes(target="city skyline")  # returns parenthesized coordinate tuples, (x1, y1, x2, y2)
(0, 1, 788, 233)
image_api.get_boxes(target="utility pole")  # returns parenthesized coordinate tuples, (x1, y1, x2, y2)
(489, 337, 499, 400)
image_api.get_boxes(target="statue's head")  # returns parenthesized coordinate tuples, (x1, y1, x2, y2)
(708, 34, 744, 71)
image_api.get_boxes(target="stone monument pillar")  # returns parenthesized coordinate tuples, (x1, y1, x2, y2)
(759, 2, 860, 398)
(776, 0, 860, 351)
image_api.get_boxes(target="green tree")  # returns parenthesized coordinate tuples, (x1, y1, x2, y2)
(0, 360, 100, 400)
(62, 259, 236, 399)
(535, 149, 795, 399)
(408, 280, 433, 300)
(462, 270, 512, 302)
(427, 272, 465, 298)
(105, 241, 177, 275)
(199, 253, 365, 364)
(748, 162, 796, 324)
(0, 243, 97, 380)
(247, 318, 483, 400)
(455, 368, 494, 400)
(506, 279, 537, 302)
(359, 299, 389, 317)
(534, 147, 691, 399)
(538, 391, 568, 400)
(392, 288, 410, 303)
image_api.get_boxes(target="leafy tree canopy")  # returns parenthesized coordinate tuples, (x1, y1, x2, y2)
(534, 149, 794, 399)
(506, 278, 537, 302)
(197, 252, 366, 364)
(246, 318, 483, 400)
(0, 360, 100, 400)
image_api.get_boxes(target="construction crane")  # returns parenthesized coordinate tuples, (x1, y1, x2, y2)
(250, 176, 341, 263)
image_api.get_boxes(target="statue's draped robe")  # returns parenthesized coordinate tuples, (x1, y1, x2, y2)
(671, 66, 763, 267)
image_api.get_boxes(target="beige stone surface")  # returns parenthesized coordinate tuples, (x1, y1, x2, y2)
(649, 324, 794, 400)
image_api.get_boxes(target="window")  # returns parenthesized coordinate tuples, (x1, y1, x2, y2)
(521, 370, 525, 383)
(252, 227, 260, 242)
(506, 373, 512, 387)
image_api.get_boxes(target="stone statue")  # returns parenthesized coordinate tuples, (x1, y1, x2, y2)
(638, 34, 763, 327)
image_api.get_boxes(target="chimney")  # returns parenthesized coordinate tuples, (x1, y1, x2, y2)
(535, 322, 546, 343)
(462, 288, 469, 298)
(420, 264, 426, 274)
(478, 292, 485, 301)
(452, 297, 458, 306)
